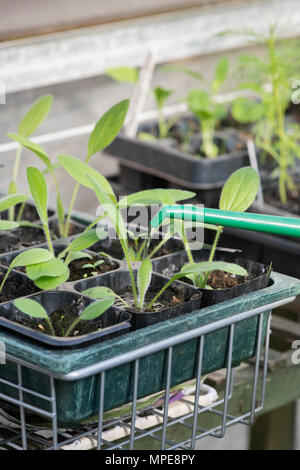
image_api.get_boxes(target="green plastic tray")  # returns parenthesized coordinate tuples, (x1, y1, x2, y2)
(0, 271, 299, 427)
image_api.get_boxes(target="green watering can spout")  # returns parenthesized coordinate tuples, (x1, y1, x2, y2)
(150, 204, 300, 238)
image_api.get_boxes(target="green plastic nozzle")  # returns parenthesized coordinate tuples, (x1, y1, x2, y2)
(150, 204, 300, 238)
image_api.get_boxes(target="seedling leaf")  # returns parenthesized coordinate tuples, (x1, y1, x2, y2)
(118, 189, 195, 208)
(6, 133, 52, 169)
(27, 167, 48, 225)
(11, 248, 53, 269)
(87, 100, 129, 160)
(219, 167, 259, 212)
(26, 258, 67, 280)
(0, 194, 28, 212)
(105, 67, 139, 84)
(79, 298, 115, 321)
(181, 261, 247, 277)
(57, 154, 116, 202)
(137, 258, 152, 309)
(67, 229, 106, 252)
(18, 95, 53, 138)
(14, 298, 49, 319)
(33, 264, 70, 289)
(0, 221, 19, 230)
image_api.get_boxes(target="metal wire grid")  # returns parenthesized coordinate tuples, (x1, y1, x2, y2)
(0, 297, 294, 451)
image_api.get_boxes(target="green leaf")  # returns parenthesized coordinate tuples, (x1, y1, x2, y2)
(82, 286, 118, 299)
(14, 298, 49, 319)
(0, 194, 28, 212)
(67, 251, 92, 263)
(87, 175, 127, 241)
(186, 89, 213, 119)
(105, 67, 139, 84)
(11, 248, 53, 269)
(0, 220, 19, 230)
(219, 167, 259, 212)
(159, 65, 204, 81)
(181, 261, 247, 277)
(138, 132, 157, 142)
(137, 258, 152, 309)
(153, 87, 173, 110)
(87, 100, 129, 160)
(6, 133, 52, 169)
(57, 194, 65, 228)
(82, 264, 94, 269)
(18, 95, 53, 138)
(8, 182, 17, 195)
(232, 98, 265, 124)
(33, 264, 70, 289)
(26, 258, 67, 280)
(79, 298, 115, 321)
(212, 57, 229, 93)
(27, 167, 48, 225)
(57, 154, 117, 202)
(67, 229, 106, 252)
(94, 260, 104, 267)
(118, 189, 195, 208)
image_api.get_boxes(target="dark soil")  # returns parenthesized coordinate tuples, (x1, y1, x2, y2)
(114, 284, 200, 313)
(67, 255, 119, 281)
(13, 297, 105, 337)
(206, 270, 250, 289)
(90, 237, 183, 261)
(2, 203, 54, 223)
(0, 271, 39, 303)
(0, 227, 48, 254)
(0, 221, 84, 255)
(161, 264, 252, 290)
(264, 184, 300, 215)
(139, 116, 247, 158)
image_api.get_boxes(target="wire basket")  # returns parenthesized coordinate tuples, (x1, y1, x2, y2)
(0, 293, 295, 450)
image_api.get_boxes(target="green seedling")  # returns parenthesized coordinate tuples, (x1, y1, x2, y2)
(184, 58, 229, 158)
(0, 247, 54, 294)
(0, 167, 107, 292)
(6, 95, 53, 221)
(81, 259, 105, 277)
(0, 193, 29, 231)
(59, 149, 198, 309)
(178, 167, 260, 288)
(13, 296, 115, 337)
(57, 99, 129, 237)
(105, 67, 173, 140)
(162, 58, 230, 158)
(7, 99, 129, 237)
(230, 26, 300, 204)
(83, 255, 199, 311)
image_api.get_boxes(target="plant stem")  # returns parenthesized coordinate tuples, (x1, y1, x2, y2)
(63, 182, 80, 237)
(65, 317, 80, 337)
(0, 268, 11, 293)
(120, 238, 138, 305)
(64, 251, 72, 265)
(12, 146, 22, 187)
(146, 277, 174, 311)
(148, 234, 171, 259)
(46, 318, 55, 336)
(202, 120, 217, 159)
(51, 169, 65, 237)
(44, 223, 54, 255)
(158, 110, 168, 139)
(16, 200, 27, 222)
(9, 146, 22, 221)
(181, 226, 194, 265)
(201, 225, 223, 288)
(115, 294, 130, 309)
(268, 36, 288, 204)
